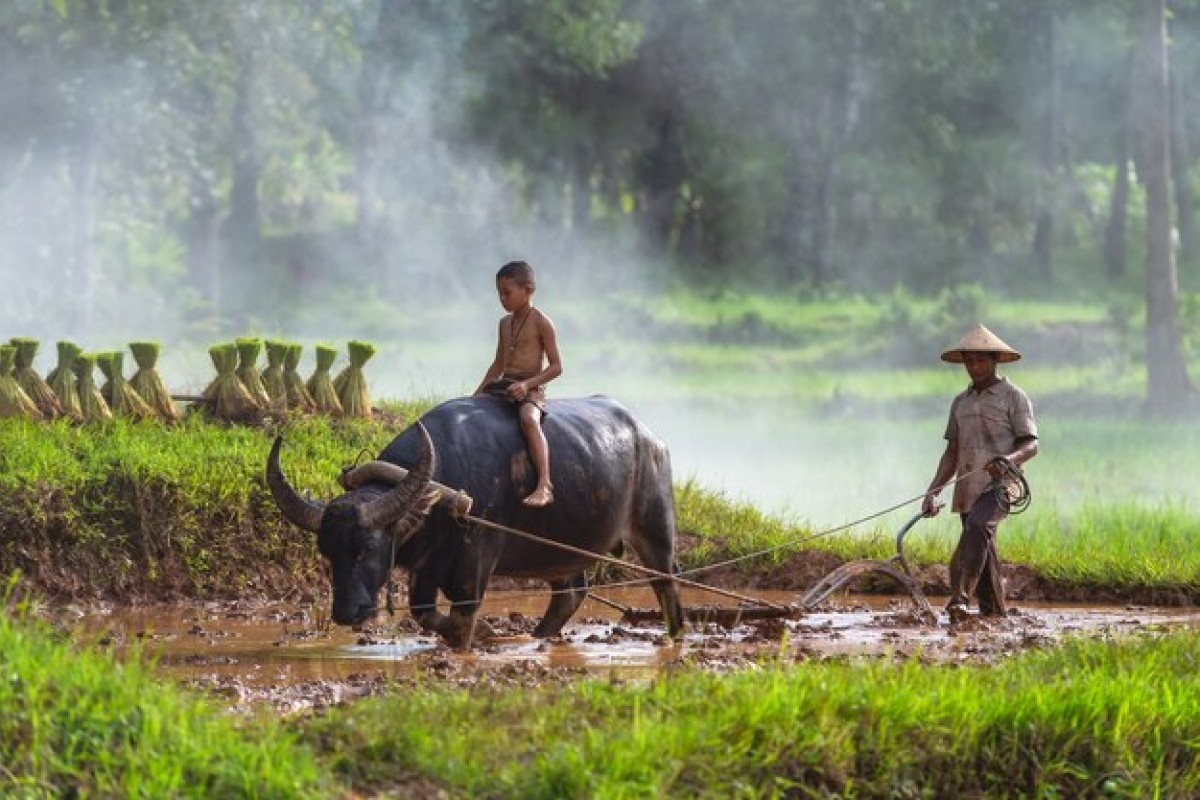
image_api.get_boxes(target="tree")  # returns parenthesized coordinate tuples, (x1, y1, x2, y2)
(1136, 0, 1194, 412)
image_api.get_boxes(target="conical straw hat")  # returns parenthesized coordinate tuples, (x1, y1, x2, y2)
(940, 323, 1021, 363)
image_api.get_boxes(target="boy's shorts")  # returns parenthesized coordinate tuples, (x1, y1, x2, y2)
(483, 376, 547, 413)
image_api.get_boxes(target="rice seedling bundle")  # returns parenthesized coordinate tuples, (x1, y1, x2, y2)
(282, 344, 315, 412)
(97, 351, 155, 421)
(9, 338, 61, 419)
(46, 341, 84, 420)
(128, 341, 181, 422)
(203, 343, 260, 421)
(73, 353, 113, 423)
(334, 340, 376, 418)
(0, 345, 43, 419)
(235, 337, 272, 408)
(306, 344, 343, 416)
(260, 340, 288, 404)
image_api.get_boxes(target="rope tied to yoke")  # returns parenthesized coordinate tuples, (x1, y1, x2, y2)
(379, 460, 1026, 614)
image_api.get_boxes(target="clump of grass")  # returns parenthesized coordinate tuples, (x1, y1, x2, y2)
(282, 344, 315, 412)
(334, 340, 376, 418)
(9, 338, 61, 419)
(45, 341, 84, 421)
(0, 345, 43, 420)
(129, 341, 182, 422)
(202, 343, 260, 422)
(260, 339, 289, 406)
(306, 343, 343, 416)
(97, 351, 155, 421)
(73, 353, 113, 423)
(299, 630, 1200, 798)
(0, 579, 330, 797)
(235, 337, 272, 408)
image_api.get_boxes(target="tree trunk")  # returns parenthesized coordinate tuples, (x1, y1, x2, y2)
(1032, 6, 1061, 282)
(1169, 59, 1197, 266)
(1106, 48, 1136, 280)
(353, 0, 403, 250)
(1136, 0, 1194, 413)
(184, 184, 222, 321)
(640, 109, 684, 255)
(811, 1, 865, 288)
(221, 45, 263, 330)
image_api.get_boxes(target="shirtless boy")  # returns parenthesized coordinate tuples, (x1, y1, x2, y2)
(474, 261, 563, 507)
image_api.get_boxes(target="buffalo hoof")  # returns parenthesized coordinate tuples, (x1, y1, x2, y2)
(440, 611, 487, 650)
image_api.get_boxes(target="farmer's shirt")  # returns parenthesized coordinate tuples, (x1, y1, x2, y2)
(944, 376, 1037, 513)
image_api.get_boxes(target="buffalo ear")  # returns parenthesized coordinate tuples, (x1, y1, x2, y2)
(358, 422, 437, 531)
(266, 436, 325, 532)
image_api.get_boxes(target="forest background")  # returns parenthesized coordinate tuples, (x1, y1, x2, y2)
(2, 0, 1199, 522)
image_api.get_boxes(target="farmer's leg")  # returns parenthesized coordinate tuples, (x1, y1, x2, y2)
(519, 403, 553, 506)
(973, 491, 1010, 615)
(948, 491, 1008, 614)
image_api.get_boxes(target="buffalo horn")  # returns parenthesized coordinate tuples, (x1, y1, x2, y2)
(358, 422, 438, 531)
(342, 461, 472, 517)
(266, 436, 326, 532)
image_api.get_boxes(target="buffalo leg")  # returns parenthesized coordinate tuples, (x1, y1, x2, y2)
(630, 507, 685, 636)
(435, 554, 502, 650)
(412, 583, 487, 649)
(533, 572, 588, 638)
(408, 575, 452, 636)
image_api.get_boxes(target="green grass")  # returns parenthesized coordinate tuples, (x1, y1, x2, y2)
(0, 579, 330, 798)
(3, 405, 1199, 597)
(298, 630, 1200, 798)
(8, 577, 1200, 798)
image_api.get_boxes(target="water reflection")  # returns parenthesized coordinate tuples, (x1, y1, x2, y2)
(63, 589, 1200, 692)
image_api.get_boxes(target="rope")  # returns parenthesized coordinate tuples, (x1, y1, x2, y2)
(672, 464, 991, 579)
(990, 457, 1032, 515)
(380, 464, 1002, 614)
(462, 513, 789, 610)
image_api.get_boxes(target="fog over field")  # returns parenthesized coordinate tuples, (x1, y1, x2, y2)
(3, 2, 1198, 530)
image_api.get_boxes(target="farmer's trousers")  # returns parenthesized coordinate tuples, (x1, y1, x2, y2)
(948, 488, 1010, 616)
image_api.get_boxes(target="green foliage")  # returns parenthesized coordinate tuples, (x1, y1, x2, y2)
(0, 413, 421, 597)
(0, 582, 330, 797)
(299, 631, 1200, 798)
(7, 0, 1197, 334)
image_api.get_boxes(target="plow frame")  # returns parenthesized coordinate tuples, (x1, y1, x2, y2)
(798, 510, 935, 620)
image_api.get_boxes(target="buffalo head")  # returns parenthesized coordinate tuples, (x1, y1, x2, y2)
(266, 423, 438, 625)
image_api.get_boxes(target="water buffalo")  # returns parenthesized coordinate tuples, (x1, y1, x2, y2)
(266, 394, 685, 648)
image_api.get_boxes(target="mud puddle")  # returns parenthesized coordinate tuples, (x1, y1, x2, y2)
(52, 590, 1200, 714)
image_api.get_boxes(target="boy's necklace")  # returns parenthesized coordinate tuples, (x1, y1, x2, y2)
(509, 309, 532, 353)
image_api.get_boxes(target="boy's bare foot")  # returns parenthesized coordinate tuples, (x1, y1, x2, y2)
(523, 486, 554, 507)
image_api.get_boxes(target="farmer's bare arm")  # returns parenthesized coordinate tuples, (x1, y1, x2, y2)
(923, 440, 958, 516)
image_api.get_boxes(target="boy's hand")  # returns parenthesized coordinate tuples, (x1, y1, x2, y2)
(506, 381, 528, 401)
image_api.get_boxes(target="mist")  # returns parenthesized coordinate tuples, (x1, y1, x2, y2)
(2, 1, 1197, 527)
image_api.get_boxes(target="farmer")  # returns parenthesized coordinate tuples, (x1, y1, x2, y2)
(474, 260, 563, 507)
(921, 323, 1039, 622)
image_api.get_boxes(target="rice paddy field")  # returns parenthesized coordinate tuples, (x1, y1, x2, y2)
(2, 291, 1199, 797)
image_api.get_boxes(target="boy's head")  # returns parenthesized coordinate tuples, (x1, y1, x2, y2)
(496, 260, 536, 291)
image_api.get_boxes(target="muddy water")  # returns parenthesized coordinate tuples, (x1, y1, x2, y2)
(59, 586, 1200, 715)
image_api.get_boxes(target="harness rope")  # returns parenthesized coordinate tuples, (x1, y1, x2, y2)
(383, 462, 1026, 615)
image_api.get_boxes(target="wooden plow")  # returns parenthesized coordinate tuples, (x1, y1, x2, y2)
(602, 510, 937, 628)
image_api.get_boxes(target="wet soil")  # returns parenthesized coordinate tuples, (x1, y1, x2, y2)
(44, 584, 1200, 717)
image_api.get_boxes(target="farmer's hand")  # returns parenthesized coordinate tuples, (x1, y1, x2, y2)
(986, 456, 1013, 479)
(921, 492, 942, 517)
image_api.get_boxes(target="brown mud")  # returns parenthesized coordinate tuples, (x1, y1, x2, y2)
(42, 581, 1200, 716)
